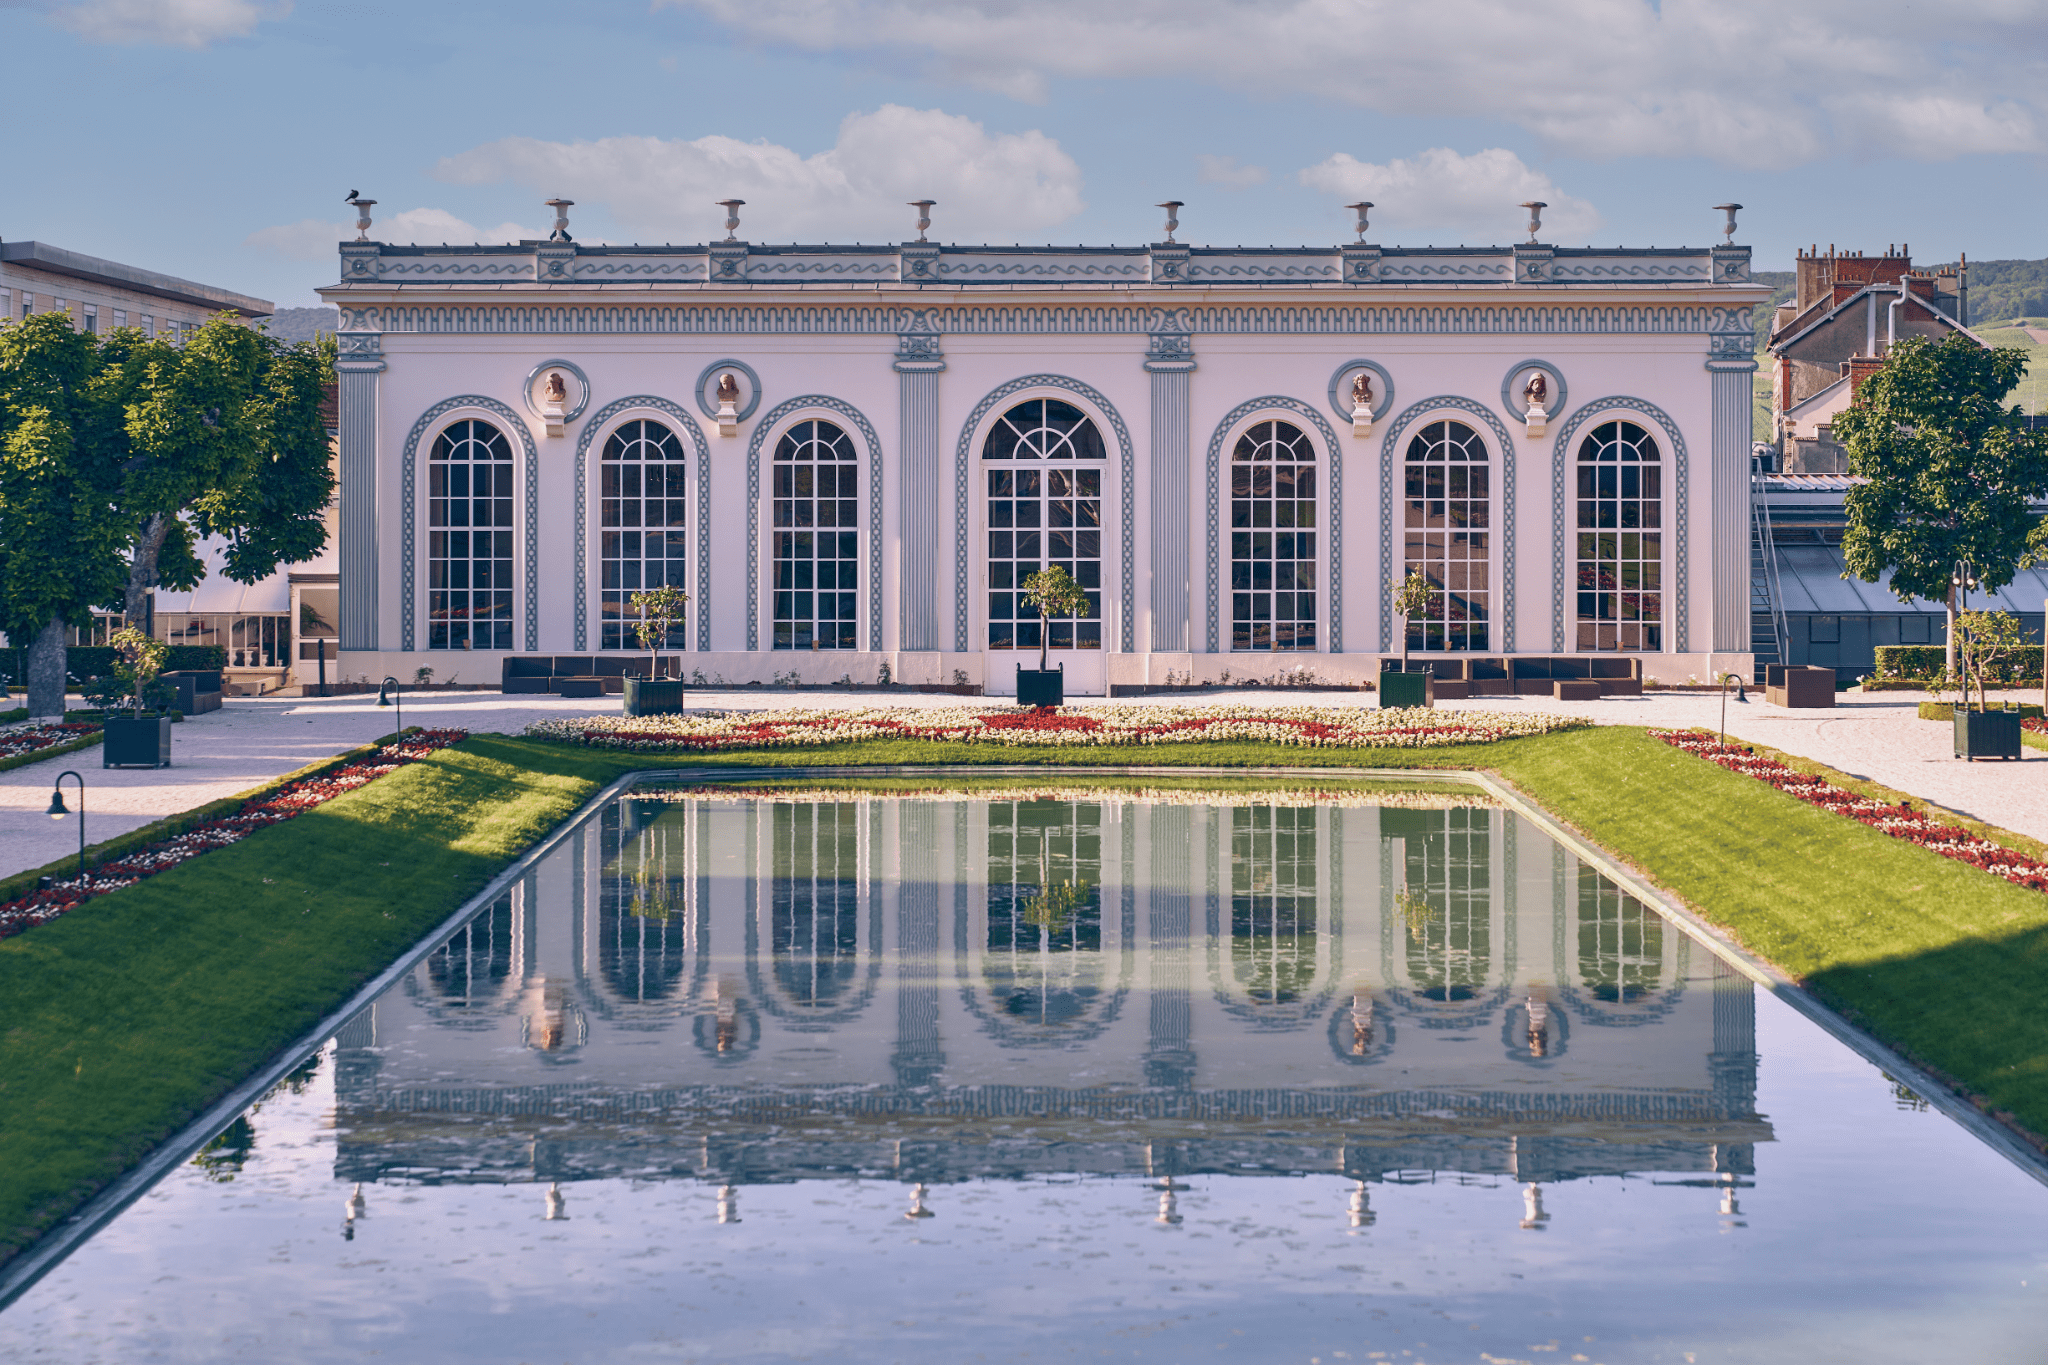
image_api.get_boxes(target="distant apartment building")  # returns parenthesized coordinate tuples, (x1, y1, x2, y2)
(1, 237, 271, 342)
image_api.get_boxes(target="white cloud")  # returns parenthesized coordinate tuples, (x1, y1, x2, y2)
(434, 105, 1084, 241)
(1196, 155, 1267, 191)
(1299, 148, 1601, 243)
(14, 0, 286, 47)
(244, 209, 535, 260)
(658, 0, 2048, 169)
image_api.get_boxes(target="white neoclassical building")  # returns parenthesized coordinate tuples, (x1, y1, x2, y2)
(319, 207, 1766, 693)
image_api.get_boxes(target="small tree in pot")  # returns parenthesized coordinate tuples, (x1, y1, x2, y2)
(1380, 571, 1435, 708)
(103, 625, 174, 768)
(1018, 566, 1089, 706)
(627, 584, 691, 716)
(1388, 570, 1432, 670)
(631, 584, 691, 680)
(1951, 605, 2025, 759)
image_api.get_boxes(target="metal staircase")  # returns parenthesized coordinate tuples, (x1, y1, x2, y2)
(1748, 470, 1788, 682)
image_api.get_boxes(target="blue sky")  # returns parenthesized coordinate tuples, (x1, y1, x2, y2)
(4, 0, 2044, 307)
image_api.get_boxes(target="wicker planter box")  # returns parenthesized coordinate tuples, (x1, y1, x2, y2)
(1016, 667, 1064, 707)
(1377, 671, 1430, 708)
(1954, 708, 2023, 761)
(103, 715, 172, 769)
(624, 677, 688, 716)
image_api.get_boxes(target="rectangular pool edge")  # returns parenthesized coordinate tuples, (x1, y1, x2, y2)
(9, 759, 2044, 1313)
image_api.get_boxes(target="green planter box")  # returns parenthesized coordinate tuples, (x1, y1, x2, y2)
(103, 715, 172, 769)
(624, 677, 688, 717)
(1016, 667, 1064, 708)
(1954, 708, 2023, 761)
(1377, 671, 1430, 709)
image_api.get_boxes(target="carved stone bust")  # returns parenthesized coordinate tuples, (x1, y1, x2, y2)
(716, 372, 740, 405)
(544, 371, 567, 404)
(1523, 372, 1548, 408)
(1351, 370, 1374, 409)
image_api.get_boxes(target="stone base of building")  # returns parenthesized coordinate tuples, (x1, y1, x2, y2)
(333, 650, 1754, 698)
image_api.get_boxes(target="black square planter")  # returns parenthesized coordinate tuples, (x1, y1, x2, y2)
(103, 715, 172, 769)
(624, 677, 688, 716)
(1954, 708, 2022, 760)
(1016, 666, 1064, 708)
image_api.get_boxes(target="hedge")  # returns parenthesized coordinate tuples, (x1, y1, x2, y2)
(1873, 643, 2043, 683)
(0, 645, 228, 686)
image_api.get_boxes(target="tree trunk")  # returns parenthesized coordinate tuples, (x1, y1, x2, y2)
(126, 513, 173, 636)
(1038, 612, 1049, 671)
(27, 616, 67, 720)
(1400, 615, 1410, 669)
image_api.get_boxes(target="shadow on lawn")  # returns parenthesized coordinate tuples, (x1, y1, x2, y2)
(1804, 919, 2048, 1146)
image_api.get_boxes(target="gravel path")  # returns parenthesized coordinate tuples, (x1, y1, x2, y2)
(2, 684, 2039, 881)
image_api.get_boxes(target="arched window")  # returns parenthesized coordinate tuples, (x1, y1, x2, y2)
(983, 399, 1105, 651)
(773, 420, 859, 650)
(427, 419, 513, 651)
(1575, 420, 1662, 651)
(599, 419, 688, 650)
(1402, 420, 1490, 652)
(1230, 419, 1318, 651)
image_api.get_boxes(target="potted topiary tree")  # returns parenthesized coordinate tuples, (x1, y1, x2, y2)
(1951, 604, 2024, 760)
(625, 583, 691, 716)
(1380, 570, 1434, 709)
(1017, 565, 1089, 707)
(102, 626, 173, 768)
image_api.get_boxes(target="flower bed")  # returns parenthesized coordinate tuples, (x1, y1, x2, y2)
(1652, 729, 2048, 894)
(0, 721, 101, 763)
(527, 705, 1587, 754)
(0, 729, 468, 941)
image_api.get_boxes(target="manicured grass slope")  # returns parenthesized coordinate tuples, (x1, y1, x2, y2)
(4, 727, 2044, 1272)
(0, 738, 616, 1268)
(1487, 728, 2048, 1141)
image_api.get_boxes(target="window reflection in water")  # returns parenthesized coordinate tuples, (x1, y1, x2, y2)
(984, 800, 1104, 1030)
(598, 804, 696, 1009)
(1575, 866, 1665, 1005)
(1393, 808, 1492, 1004)
(423, 894, 516, 1023)
(1228, 807, 1318, 1007)
(770, 803, 864, 1015)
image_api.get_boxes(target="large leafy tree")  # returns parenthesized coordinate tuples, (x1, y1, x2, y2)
(0, 312, 334, 716)
(0, 314, 130, 716)
(1835, 333, 2048, 673)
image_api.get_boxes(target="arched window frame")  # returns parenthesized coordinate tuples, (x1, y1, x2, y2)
(1223, 413, 1324, 653)
(1398, 413, 1497, 654)
(974, 392, 1115, 654)
(767, 416, 863, 651)
(593, 415, 692, 651)
(423, 415, 517, 653)
(1571, 416, 1667, 653)
(402, 396, 539, 654)
(743, 397, 884, 654)
(954, 376, 1136, 655)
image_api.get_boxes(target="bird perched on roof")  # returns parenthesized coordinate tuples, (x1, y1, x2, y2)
(345, 190, 360, 204)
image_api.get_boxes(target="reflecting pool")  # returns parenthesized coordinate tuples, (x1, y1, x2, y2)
(5, 776, 2046, 1364)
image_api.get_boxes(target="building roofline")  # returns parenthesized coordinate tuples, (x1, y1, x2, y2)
(0, 240, 273, 317)
(1768, 281, 1985, 356)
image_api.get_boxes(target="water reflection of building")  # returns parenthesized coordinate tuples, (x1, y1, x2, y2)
(337, 792, 1768, 1201)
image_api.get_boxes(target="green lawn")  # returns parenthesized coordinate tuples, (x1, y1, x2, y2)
(4, 725, 2045, 1273)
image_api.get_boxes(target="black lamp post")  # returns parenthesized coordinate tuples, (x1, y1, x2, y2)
(46, 770, 86, 878)
(379, 675, 402, 737)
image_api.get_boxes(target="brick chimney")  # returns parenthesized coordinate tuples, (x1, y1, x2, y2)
(1846, 354, 1885, 399)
